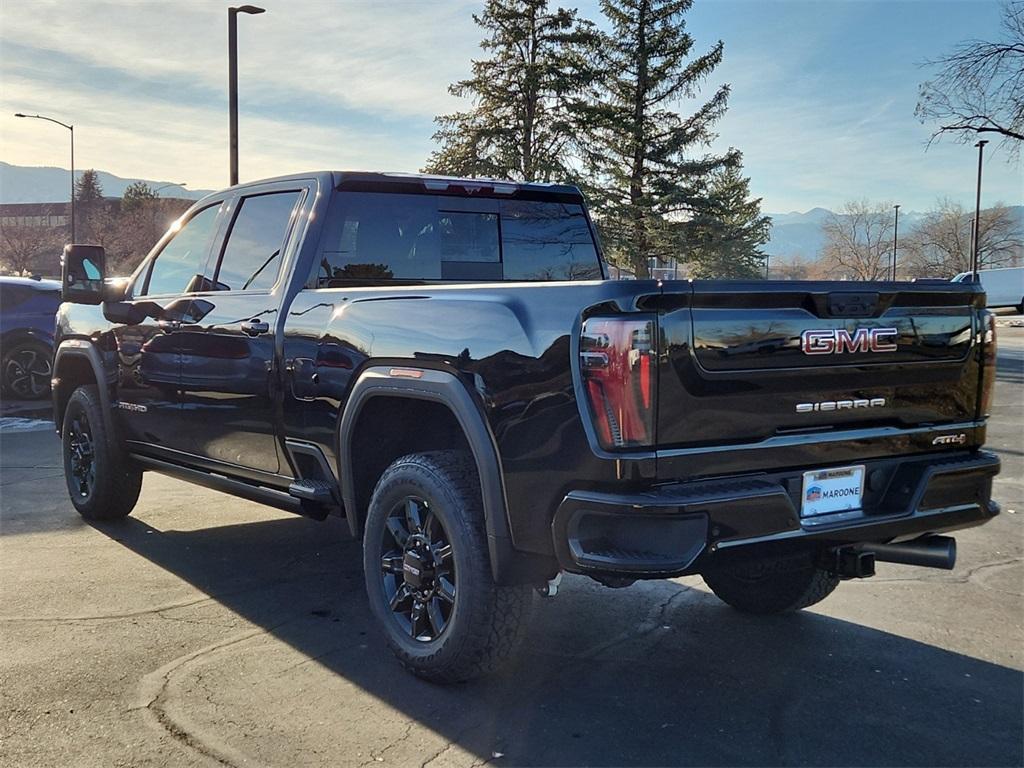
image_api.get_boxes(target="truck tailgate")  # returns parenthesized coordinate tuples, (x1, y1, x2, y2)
(656, 281, 984, 473)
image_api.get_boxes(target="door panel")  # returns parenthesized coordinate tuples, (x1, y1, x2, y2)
(113, 307, 184, 449)
(177, 187, 307, 476)
(178, 294, 282, 473)
(114, 203, 225, 451)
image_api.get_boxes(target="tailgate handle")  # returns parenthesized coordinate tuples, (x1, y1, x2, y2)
(827, 292, 878, 318)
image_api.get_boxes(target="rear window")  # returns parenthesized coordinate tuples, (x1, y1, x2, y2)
(214, 191, 301, 291)
(310, 191, 600, 287)
(500, 200, 599, 280)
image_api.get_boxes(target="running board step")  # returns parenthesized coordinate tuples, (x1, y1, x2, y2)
(288, 479, 336, 503)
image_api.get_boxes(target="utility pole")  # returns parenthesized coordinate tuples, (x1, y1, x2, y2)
(971, 140, 988, 280)
(891, 204, 900, 281)
(228, 5, 265, 186)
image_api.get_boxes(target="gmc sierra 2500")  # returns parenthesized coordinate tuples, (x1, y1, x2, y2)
(53, 172, 1000, 682)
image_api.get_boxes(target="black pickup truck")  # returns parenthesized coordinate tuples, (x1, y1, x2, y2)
(54, 171, 1001, 682)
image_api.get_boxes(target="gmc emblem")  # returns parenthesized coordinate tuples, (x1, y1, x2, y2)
(801, 327, 899, 355)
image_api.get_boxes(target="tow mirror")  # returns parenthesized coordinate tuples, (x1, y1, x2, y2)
(62, 244, 107, 304)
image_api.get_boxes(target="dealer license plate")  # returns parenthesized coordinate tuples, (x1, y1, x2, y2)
(801, 465, 865, 517)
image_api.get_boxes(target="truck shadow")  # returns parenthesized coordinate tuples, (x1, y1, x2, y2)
(995, 352, 1023, 385)
(95, 515, 1024, 767)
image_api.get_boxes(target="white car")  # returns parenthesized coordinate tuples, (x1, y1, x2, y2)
(952, 267, 1024, 313)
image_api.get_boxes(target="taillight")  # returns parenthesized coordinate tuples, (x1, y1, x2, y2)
(980, 311, 997, 417)
(580, 316, 656, 449)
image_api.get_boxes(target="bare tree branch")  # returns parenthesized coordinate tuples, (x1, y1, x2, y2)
(916, 1, 1024, 156)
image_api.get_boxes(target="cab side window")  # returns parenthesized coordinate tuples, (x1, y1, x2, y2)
(142, 204, 221, 296)
(212, 191, 302, 292)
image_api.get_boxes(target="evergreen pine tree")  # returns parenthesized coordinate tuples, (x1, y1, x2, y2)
(424, 0, 594, 182)
(74, 169, 105, 240)
(582, 0, 739, 277)
(121, 181, 157, 212)
(686, 165, 771, 278)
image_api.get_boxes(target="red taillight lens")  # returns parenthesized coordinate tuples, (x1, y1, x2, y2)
(580, 316, 656, 449)
(980, 311, 997, 417)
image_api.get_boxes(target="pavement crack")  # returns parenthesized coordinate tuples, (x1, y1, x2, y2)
(135, 623, 296, 768)
(360, 719, 415, 766)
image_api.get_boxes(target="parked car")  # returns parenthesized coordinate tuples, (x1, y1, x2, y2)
(952, 267, 1024, 312)
(1, 275, 61, 399)
(53, 172, 1001, 682)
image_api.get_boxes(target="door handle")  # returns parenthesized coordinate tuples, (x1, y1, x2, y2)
(240, 318, 270, 336)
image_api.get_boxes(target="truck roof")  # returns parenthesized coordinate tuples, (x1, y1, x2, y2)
(333, 171, 582, 197)
(217, 171, 584, 201)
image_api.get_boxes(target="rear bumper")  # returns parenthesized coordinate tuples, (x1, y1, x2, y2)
(552, 450, 1001, 578)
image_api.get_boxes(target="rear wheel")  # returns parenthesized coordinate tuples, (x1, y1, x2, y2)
(62, 385, 142, 520)
(363, 451, 532, 683)
(2, 339, 52, 400)
(702, 552, 839, 614)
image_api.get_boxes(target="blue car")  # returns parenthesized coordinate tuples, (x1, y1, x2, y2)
(1, 276, 61, 400)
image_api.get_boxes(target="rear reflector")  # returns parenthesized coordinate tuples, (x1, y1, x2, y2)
(580, 316, 656, 449)
(980, 312, 996, 417)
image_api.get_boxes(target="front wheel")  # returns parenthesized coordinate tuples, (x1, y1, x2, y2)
(363, 451, 532, 683)
(62, 385, 142, 520)
(702, 552, 839, 615)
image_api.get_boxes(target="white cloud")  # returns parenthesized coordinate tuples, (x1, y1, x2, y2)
(0, 69, 434, 190)
(2, 0, 480, 118)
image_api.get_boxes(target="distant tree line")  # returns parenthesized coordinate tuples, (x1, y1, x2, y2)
(769, 199, 1022, 281)
(424, 0, 770, 279)
(0, 170, 190, 277)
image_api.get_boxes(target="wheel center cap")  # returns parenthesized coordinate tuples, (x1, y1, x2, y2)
(402, 548, 433, 589)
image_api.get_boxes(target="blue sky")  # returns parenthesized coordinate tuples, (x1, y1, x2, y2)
(1, 0, 1020, 212)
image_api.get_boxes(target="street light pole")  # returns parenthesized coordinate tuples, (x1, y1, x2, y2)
(153, 182, 187, 196)
(228, 5, 265, 186)
(14, 112, 75, 242)
(971, 140, 988, 281)
(892, 204, 900, 281)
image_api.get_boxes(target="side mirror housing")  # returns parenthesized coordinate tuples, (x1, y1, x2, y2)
(62, 244, 107, 304)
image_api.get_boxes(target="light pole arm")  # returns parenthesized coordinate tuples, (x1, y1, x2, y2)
(17, 113, 73, 131)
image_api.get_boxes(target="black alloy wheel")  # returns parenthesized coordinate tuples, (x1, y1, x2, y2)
(3, 342, 52, 399)
(61, 385, 143, 520)
(363, 451, 533, 682)
(380, 495, 457, 642)
(66, 410, 96, 500)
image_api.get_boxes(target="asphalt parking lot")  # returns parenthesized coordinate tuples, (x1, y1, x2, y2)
(1, 328, 1021, 768)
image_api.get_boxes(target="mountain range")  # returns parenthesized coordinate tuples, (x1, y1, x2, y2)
(0, 162, 211, 204)
(1, 163, 1017, 262)
(762, 207, 931, 260)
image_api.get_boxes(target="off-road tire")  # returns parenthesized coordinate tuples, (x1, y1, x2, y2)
(62, 385, 142, 520)
(363, 450, 532, 683)
(702, 553, 839, 614)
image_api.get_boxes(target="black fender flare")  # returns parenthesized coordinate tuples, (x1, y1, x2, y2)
(52, 339, 114, 436)
(337, 366, 547, 584)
